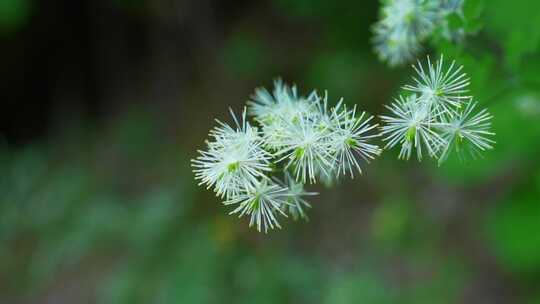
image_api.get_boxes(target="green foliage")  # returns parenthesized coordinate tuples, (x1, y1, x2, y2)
(222, 33, 269, 77)
(324, 272, 396, 304)
(306, 51, 374, 103)
(485, 187, 540, 274)
(0, 0, 31, 35)
(371, 198, 412, 246)
(484, 0, 540, 68)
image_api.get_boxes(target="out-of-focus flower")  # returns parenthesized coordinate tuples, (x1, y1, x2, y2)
(515, 94, 540, 117)
(373, 0, 442, 66)
(440, 0, 464, 14)
(372, 0, 465, 66)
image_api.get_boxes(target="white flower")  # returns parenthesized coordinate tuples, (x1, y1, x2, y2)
(248, 79, 316, 151)
(193, 80, 388, 232)
(274, 111, 335, 184)
(373, 27, 421, 67)
(380, 94, 446, 160)
(373, 0, 442, 66)
(248, 79, 304, 121)
(437, 100, 496, 164)
(403, 55, 470, 115)
(331, 105, 381, 178)
(381, 55, 496, 163)
(224, 179, 291, 233)
(191, 108, 272, 199)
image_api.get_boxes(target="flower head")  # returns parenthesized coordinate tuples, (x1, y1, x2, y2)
(248, 79, 316, 151)
(248, 79, 309, 122)
(191, 108, 271, 198)
(224, 179, 291, 233)
(380, 94, 446, 160)
(373, 0, 442, 66)
(274, 111, 335, 184)
(403, 55, 470, 115)
(437, 100, 496, 164)
(373, 27, 421, 67)
(331, 105, 381, 177)
(380, 55, 495, 163)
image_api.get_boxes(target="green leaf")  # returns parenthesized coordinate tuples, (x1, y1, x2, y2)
(485, 193, 540, 273)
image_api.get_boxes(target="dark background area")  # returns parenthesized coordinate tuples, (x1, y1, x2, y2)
(1, 0, 381, 143)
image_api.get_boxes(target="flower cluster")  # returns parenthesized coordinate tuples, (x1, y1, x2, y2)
(380, 55, 495, 164)
(372, 0, 464, 66)
(193, 56, 495, 233)
(192, 80, 381, 232)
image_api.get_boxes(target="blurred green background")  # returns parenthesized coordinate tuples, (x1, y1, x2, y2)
(1, 0, 540, 303)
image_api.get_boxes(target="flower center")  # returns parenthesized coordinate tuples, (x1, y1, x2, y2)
(294, 147, 305, 159)
(227, 161, 240, 172)
(346, 137, 358, 148)
(406, 126, 416, 142)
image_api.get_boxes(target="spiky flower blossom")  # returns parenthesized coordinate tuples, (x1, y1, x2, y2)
(437, 101, 495, 164)
(224, 179, 291, 233)
(273, 112, 336, 184)
(192, 109, 272, 199)
(380, 55, 495, 163)
(403, 55, 470, 114)
(372, 0, 465, 66)
(192, 80, 381, 232)
(381, 94, 445, 160)
(332, 105, 382, 177)
(249, 81, 381, 184)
